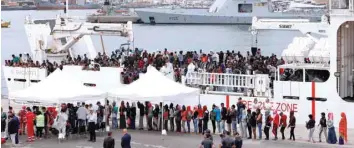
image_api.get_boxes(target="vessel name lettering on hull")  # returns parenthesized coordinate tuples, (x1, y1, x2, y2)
(245, 101, 298, 113)
(169, 17, 178, 21)
(319, 30, 326, 33)
(279, 24, 292, 29)
(11, 70, 37, 77)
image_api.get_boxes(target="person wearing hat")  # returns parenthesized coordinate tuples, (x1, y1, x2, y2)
(18, 106, 27, 135)
(318, 112, 327, 142)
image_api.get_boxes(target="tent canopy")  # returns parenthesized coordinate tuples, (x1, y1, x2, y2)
(9, 69, 106, 103)
(108, 66, 199, 102)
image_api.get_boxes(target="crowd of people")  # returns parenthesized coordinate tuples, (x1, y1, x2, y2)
(5, 48, 281, 84)
(3, 48, 348, 148)
(1, 97, 349, 147)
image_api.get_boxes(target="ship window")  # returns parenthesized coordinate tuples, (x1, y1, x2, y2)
(60, 37, 67, 45)
(14, 79, 26, 82)
(30, 80, 41, 83)
(306, 97, 327, 102)
(305, 70, 330, 82)
(84, 83, 96, 87)
(279, 69, 303, 82)
(238, 4, 253, 13)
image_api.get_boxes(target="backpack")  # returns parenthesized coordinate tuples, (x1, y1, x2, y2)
(210, 110, 216, 120)
(187, 111, 192, 120)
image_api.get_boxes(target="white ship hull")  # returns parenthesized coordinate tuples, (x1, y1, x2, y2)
(135, 9, 323, 24)
(3, 63, 354, 129)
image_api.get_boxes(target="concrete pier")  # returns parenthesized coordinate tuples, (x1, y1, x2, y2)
(2, 120, 353, 148)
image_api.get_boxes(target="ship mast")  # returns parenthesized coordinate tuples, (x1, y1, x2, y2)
(65, 0, 69, 18)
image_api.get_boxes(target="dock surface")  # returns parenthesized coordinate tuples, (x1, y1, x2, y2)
(2, 126, 353, 148)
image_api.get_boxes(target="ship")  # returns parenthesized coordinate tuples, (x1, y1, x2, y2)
(86, 1, 141, 24)
(1, 1, 37, 11)
(2, 0, 354, 130)
(134, 0, 328, 24)
(35, 0, 100, 10)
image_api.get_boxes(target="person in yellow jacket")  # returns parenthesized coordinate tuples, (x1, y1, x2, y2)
(35, 111, 45, 140)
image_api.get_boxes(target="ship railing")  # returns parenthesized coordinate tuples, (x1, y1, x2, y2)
(183, 72, 271, 97)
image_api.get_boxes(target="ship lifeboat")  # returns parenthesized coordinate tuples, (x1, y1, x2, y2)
(294, 37, 316, 63)
(1, 20, 11, 28)
(308, 38, 330, 63)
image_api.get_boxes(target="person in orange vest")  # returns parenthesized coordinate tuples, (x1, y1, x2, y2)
(272, 111, 280, 140)
(18, 106, 27, 135)
(279, 112, 287, 140)
(339, 112, 347, 145)
(25, 107, 35, 142)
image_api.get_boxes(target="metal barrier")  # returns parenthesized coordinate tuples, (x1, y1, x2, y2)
(184, 72, 271, 97)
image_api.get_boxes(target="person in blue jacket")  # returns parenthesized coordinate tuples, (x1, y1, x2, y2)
(121, 129, 131, 148)
(214, 106, 221, 134)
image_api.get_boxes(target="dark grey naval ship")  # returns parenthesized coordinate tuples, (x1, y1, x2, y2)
(135, 0, 327, 24)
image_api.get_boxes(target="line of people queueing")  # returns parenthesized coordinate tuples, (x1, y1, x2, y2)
(1, 98, 349, 146)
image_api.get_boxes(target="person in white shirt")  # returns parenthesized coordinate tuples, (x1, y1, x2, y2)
(252, 98, 260, 111)
(76, 102, 87, 135)
(264, 98, 272, 122)
(22, 53, 28, 64)
(87, 109, 97, 142)
(212, 52, 219, 66)
(89, 61, 95, 69)
(57, 108, 68, 140)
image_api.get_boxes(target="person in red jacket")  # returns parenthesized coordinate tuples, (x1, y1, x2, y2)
(25, 107, 35, 142)
(272, 111, 280, 140)
(279, 112, 287, 140)
(18, 106, 27, 135)
(197, 105, 203, 134)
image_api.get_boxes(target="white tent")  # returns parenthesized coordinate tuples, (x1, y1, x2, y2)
(108, 66, 199, 103)
(9, 69, 106, 103)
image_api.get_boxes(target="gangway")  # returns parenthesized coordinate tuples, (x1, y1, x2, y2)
(183, 72, 271, 97)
